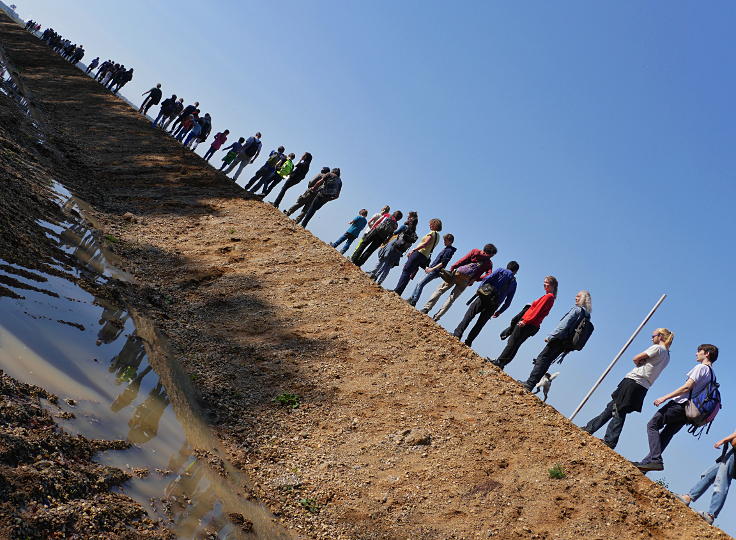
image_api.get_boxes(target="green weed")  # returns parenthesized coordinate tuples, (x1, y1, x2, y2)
(273, 393, 301, 409)
(548, 464, 566, 479)
(104, 234, 119, 244)
(299, 498, 320, 513)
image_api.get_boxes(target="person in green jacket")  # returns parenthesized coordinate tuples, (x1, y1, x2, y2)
(258, 153, 295, 197)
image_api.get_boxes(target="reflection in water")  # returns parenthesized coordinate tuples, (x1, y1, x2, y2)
(0, 180, 290, 539)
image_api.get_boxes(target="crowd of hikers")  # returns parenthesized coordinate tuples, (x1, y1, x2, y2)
(23, 19, 732, 529)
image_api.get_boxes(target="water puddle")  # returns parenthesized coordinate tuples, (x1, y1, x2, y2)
(0, 180, 290, 539)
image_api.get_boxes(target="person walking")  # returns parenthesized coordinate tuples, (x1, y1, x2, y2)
(421, 244, 496, 322)
(393, 218, 443, 295)
(453, 261, 519, 347)
(85, 57, 99, 74)
(223, 133, 263, 181)
(367, 212, 419, 285)
(331, 209, 368, 254)
(675, 429, 736, 525)
(139, 83, 162, 115)
(285, 167, 330, 217)
(489, 276, 558, 370)
(582, 328, 674, 449)
(633, 344, 720, 472)
(191, 113, 212, 150)
(183, 115, 203, 148)
(251, 153, 295, 196)
(520, 290, 592, 391)
(350, 210, 403, 267)
(406, 234, 456, 307)
(271, 153, 312, 208)
(203, 130, 229, 161)
(299, 168, 343, 227)
(244, 146, 286, 190)
(152, 94, 177, 127)
(169, 101, 199, 133)
(219, 137, 245, 171)
(161, 98, 184, 130)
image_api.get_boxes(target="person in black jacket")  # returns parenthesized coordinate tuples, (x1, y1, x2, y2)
(299, 168, 343, 227)
(161, 98, 184, 130)
(152, 94, 177, 127)
(271, 153, 313, 208)
(285, 167, 330, 217)
(351, 210, 403, 267)
(139, 83, 162, 114)
(169, 101, 199, 133)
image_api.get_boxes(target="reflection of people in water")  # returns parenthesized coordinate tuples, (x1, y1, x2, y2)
(110, 365, 152, 412)
(57, 221, 109, 276)
(108, 334, 146, 379)
(127, 381, 169, 444)
(164, 457, 220, 534)
(96, 303, 129, 344)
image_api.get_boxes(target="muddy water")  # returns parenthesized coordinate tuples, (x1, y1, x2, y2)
(0, 181, 291, 539)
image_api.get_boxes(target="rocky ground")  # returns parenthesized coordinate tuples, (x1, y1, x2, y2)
(0, 12, 732, 540)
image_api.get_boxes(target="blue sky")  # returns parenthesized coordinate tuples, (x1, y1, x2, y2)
(16, 0, 736, 532)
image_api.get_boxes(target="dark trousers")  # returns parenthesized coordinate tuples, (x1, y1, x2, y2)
(203, 147, 217, 161)
(394, 251, 428, 295)
(523, 338, 567, 390)
(496, 324, 539, 368)
(453, 295, 499, 346)
(272, 179, 301, 208)
(143, 101, 156, 114)
(351, 231, 387, 267)
(583, 399, 630, 449)
(300, 194, 331, 227)
(287, 192, 318, 220)
(641, 401, 687, 465)
(262, 173, 283, 196)
(245, 165, 274, 191)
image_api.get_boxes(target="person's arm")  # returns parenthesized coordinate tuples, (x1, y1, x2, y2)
(250, 145, 262, 163)
(653, 378, 697, 406)
(714, 431, 736, 449)
(142, 89, 150, 96)
(493, 279, 517, 317)
(547, 307, 580, 341)
(410, 233, 433, 255)
(450, 250, 474, 272)
(633, 345, 657, 367)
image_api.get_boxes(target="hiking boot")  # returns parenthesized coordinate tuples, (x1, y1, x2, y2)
(419, 308, 429, 314)
(675, 494, 691, 506)
(699, 512, 714, 525)
(633, 461, 664, 472)
(407, 298, 417, 307)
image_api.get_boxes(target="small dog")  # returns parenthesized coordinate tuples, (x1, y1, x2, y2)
(532, 371, 560, 402)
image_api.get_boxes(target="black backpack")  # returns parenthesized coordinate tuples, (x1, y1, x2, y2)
(568, 310, 593, 351)
(374, 217, 398, 237)
(392, 226, 418, 253)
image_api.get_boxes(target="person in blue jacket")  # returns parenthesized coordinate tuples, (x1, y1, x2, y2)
(332, 209, 369, 255)
(405, 234, 456, 306)
(521, 290, 592, 390)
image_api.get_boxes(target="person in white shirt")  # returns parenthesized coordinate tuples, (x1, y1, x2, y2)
(532, 372, 560, 402)
(634, 343, 719, 472)
(583, 328, 673, 449)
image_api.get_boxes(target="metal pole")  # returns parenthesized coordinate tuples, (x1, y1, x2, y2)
(569, 294, 667, 421)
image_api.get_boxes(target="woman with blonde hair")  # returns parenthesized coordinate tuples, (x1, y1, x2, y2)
(522, 289, 592, 391)
(393, 218, 443, 295)
(582, 328, 674, 449)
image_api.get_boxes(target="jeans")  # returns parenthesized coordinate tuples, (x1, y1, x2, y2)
(227, 154, 254, 181)
(495, 323, 539, 368)
(422, 280, 468, 321)
(369, 259, 393, 285)
(250, 171, 279, 194)
(203, 146, 217, 161)
(332, 233, 357, 254)
(453, 295, 499, 346)
(184, 132, 199, 148)
(687, 450, 734, 519)
(523, 338, 567, 390)
(394, 251, 429, 295)
(640, 401, 687, 465)
(272, 179, 301, 208)
(408, 272, 440, 306)
(151, 111, 168, 127)
(300, 194, 331, 227)
(245, 165, 274, 191)
(583, 398, 630, 449)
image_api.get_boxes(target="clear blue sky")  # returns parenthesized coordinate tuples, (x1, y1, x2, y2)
(16, 0, 736, 532)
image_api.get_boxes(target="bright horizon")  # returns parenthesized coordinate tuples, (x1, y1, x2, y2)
(11, 0, 736, 533)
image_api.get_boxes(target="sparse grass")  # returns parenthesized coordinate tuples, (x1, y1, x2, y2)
(299, 498, 320, 513)
(228, 228, 236, 234)
(104, 234, 119, 244)
(548, 464, 566, 479)
(655, 478, 670, 489)
(273, 393, 301, 409)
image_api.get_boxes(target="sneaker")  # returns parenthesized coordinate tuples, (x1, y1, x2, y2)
(633, 461, 664, 472)
(675, 494, 691, 506)
(699, 511, 714, 525)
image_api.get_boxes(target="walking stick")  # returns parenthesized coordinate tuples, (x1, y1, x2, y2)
(569, 294, 667, 421)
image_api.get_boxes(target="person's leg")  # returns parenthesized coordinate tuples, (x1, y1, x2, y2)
(523, 340, 566, 390)
(152, 111, 164, 127)
(687, 462, 720, 503)
(464, 304, 496, 346)
(331, 233, 350, 249)
(376, 263, 392, 285)
(495, 324, 537, 368)
(262, 172, 282, 196)
(272, 180, 298, 208)
(433, 283, 467, 321)
(301, 197, 328, 227)
(144, 102, 154, 115)
(350, 233, 373, 265)
(708, 453, 734, 518)
(222, 154, 242, 175)
(422, 280, 452, 313)
(232, 157, 252, 181)
(356, 236, 382, 267)
(244, 166, 268, 191)
(286, 198, 306, 217)
(249, 176, 270, 193)
(203, 147, 215, 161)
(367, 258, 383, 279)
(453, 296, 483, 339)
(408, 273, 438, 306)
(603, 409, 628, 449)
(583, 400, 615, 436)
(340, 235, 356, 255)
(394, 252, 424, 295)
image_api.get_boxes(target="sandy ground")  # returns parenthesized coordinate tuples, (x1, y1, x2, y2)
(0, 12, 732, 540)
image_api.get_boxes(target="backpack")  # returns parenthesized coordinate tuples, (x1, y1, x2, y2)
(568, 310, 593, 351)
(374, 217, 398, 237)
(243, 137, 260, 156)
(392, 226, 418, 253)
(685, 367, 722, 437)
(320, 176, 342, 199)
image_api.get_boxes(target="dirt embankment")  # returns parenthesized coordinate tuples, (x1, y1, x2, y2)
(0, 13, 731, 540)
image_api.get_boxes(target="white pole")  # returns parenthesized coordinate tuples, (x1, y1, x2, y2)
(569, 294, 667, 421)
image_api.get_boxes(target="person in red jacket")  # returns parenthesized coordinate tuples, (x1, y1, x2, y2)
(489, 276, 557, 369)
(420, 244, 496, 322)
